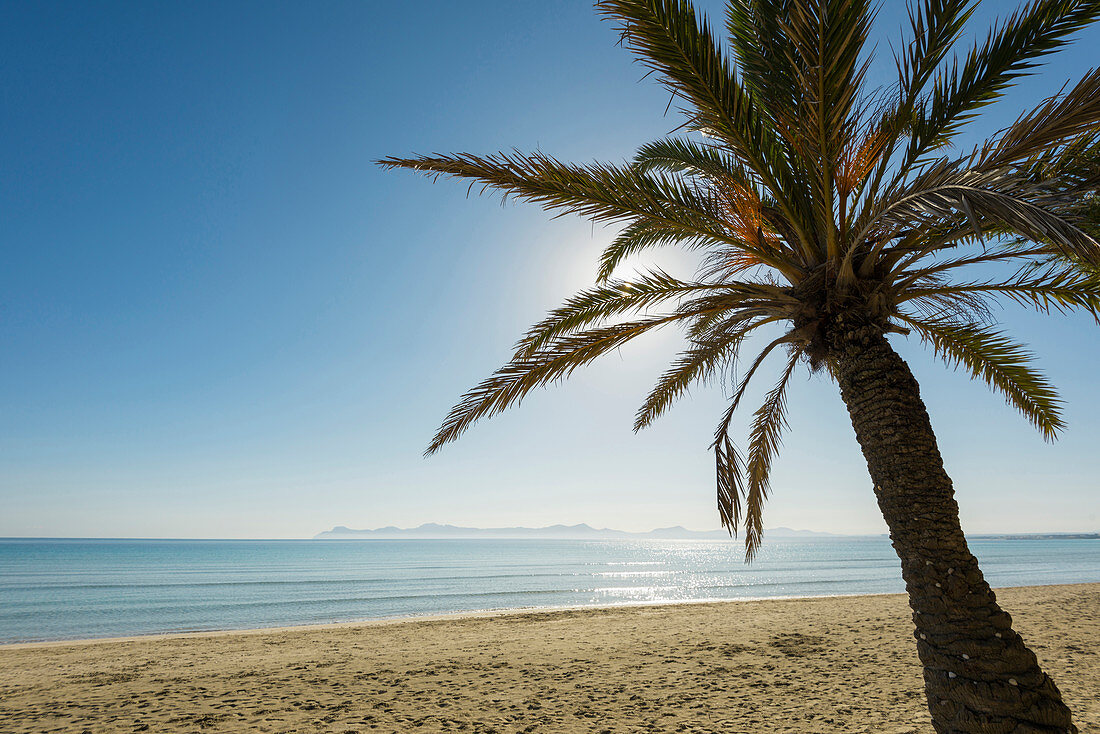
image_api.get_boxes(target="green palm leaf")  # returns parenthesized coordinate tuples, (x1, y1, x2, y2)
(378, 151, 732, 243)
(634, 313, 765, 431)
(897, 314, 1064, 439)
(898, 261, 1100, 318)
(742, 350, 800, 559)
(905, 0, 1100, 166)
(599, 0, 813, 250)
(426, 317, 685, 455)
(515, 270, 732, 357)
(597, 220, 722, 283)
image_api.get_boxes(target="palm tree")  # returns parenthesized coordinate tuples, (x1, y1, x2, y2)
(380, 1, 1100, 731)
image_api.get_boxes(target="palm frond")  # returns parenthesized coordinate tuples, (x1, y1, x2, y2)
(714, 433, 745, 541)
(898, 260, 1100, 319)
(709, 329, 803, 557)
(1023, 130, 1100, 184)
(724, 0, 802, 138)
(600, 0, 774, 154)
(984, 67, 1100, 167)
(598, 220, 720, 282)
(857, 162, 1100, 264)
(378, 151, 732, 243)
(742, 349, 800, 559)
(938, 186, 1098, 262)
(516, 269, 733, 357)
(713, 332, 802, 444)
(784, 0, 876, 256)
(599, 0, 813, 252)
(897, 313, 1064, 440)
(634, 313, 764, 431)
(905, 0, 1100, 166)
(427, 315, 696, 455)
(901, 287, 994, 325)
(633, 136, 748, 179)
(894, 0, 977, 107)
(887, 241, 1056, 286)
(857, 0, 977, 209)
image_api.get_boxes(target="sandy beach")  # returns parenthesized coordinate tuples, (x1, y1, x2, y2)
(1, 583, 1096, 733)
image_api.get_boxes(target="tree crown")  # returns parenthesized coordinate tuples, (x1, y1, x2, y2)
(381, 0, 1100, 557)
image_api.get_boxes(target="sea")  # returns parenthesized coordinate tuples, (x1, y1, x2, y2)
(1, 536, 1098, 644)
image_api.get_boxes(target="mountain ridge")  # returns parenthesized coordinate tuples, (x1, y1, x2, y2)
(314, 523, 839, 540)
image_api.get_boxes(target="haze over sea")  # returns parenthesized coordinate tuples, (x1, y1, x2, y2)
(2, 537, 1098, 644)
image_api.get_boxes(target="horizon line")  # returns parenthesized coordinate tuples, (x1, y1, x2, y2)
(3, 530, 1099, 541)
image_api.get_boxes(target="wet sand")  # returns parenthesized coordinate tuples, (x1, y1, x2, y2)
(1, 583, 1097, 733)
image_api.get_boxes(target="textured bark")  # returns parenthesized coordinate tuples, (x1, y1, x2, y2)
(832, 327, 1076, 734)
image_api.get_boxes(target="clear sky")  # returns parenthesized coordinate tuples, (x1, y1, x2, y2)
(2, 1, 1098, 539)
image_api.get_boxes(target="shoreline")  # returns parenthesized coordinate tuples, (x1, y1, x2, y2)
(2, 582, 1096, 732)
(1, 590, 906, 650)
(2, 580, 1095, 650)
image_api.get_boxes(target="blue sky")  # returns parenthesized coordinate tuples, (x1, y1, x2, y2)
(2, 1, 1098, 539)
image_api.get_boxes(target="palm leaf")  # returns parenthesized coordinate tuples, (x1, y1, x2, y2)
(984, 67, 1100, 167)
(905, 0, 1100, 166)
(426, 316, 690, 455)
(378, 151, 732, 243)
(725, 0, 800, 129)
(783, 0, 876, 256)
(633, 136, 750, 180)
(634, 313, 764, 430)
(897, 314, 1064, 440)
(857, 163, 1100, 264)
(599, 0, 813, 252)
(714, 433, 745, 541)
(598, 220, 721, 282)
(742, 350, 800, 559)
(894, 0, 977, 107)
(857, 0, 977, 208)
(898, 261, 1100, 319)
(515, 269, 733, 357)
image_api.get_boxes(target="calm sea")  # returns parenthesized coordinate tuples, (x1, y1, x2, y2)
(1, 537, 1098, 643)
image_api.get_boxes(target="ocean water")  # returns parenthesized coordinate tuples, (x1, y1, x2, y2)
(1, 537, 1098, 643)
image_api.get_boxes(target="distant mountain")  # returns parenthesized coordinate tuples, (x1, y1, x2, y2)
(313, 523, 840, 540)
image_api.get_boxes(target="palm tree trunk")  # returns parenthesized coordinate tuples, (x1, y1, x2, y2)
(831, 327, 1076, 734)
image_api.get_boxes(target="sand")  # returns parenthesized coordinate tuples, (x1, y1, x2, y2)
(0, 583, 1097, 733)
